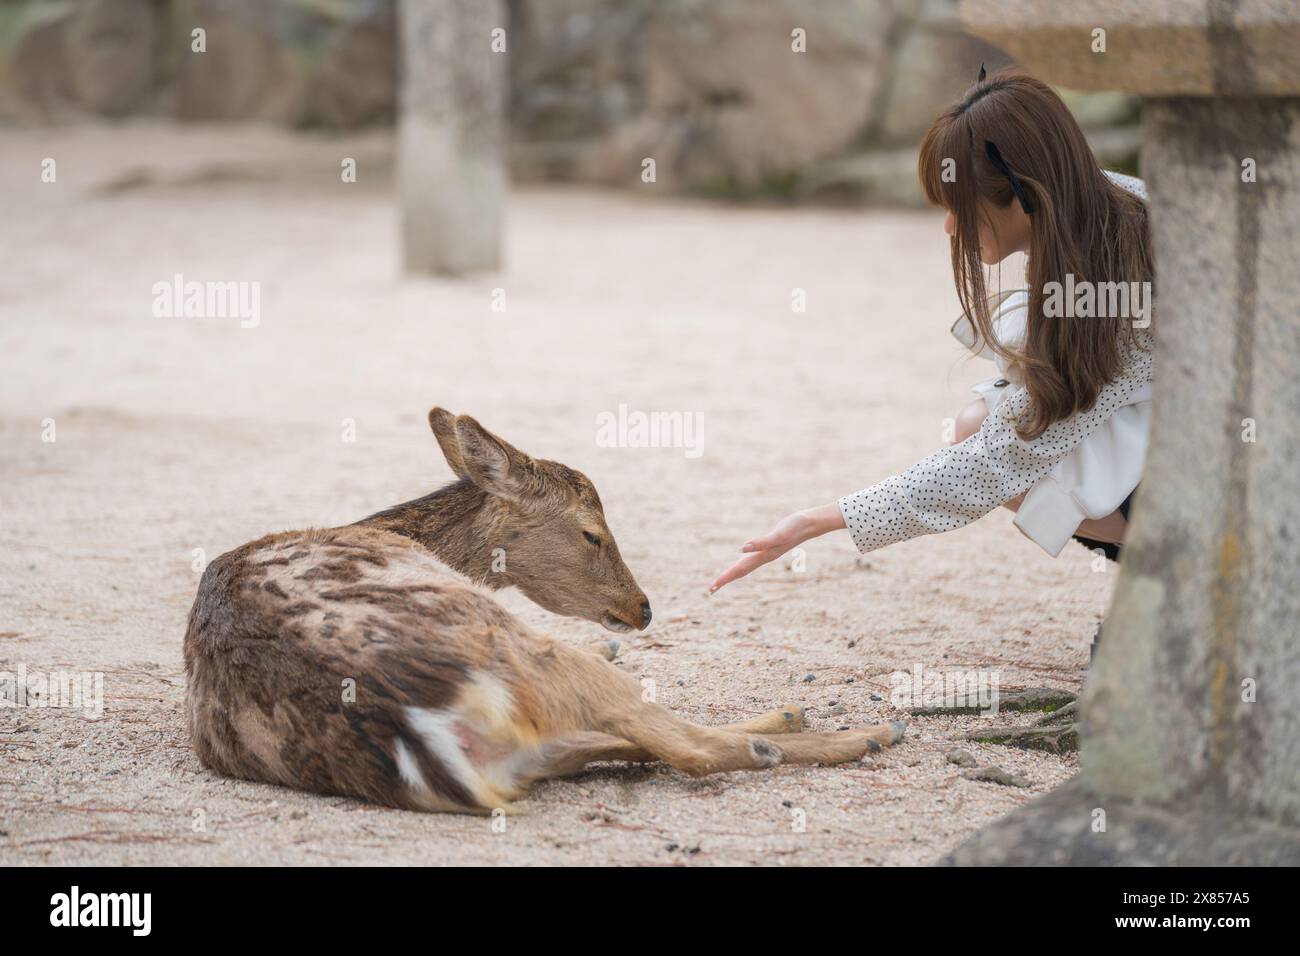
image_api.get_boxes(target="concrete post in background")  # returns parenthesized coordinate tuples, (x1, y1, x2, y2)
(948, 0, 1300, 864)
(398, 0, 507, 275)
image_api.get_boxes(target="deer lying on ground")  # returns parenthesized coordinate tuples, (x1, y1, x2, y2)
(184, 408, 906, 813)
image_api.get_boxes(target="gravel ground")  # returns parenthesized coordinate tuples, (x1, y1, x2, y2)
(0, 125, 1106, 865)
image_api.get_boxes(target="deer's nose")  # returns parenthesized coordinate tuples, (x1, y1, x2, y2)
(640, 602, 652, 629)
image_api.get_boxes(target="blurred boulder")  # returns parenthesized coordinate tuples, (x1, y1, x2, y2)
(510, 0, 896, 196)
(305, 0, 396, 128)
(170, 0, 394, 127)
(636, 0, 894, 193)
(0, 0, 395, 127)
(798, 147, 926, 206)
(65, 0, 159, 115)
(0, 0, 159, 119)
(172, 0, 307, 123)
(508, 0, 652, 178)
(0, 3, 71, 121)
(874, 1, 1013, 146)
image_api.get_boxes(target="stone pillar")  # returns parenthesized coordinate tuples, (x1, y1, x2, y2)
(398, 0, 507, 275)
(947, 1, 1300, 864)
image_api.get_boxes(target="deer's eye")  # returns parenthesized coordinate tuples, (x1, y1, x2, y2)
(583, 531, 602, 547)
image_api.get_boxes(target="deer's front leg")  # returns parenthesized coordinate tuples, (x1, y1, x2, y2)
(584, 638, 622, 661)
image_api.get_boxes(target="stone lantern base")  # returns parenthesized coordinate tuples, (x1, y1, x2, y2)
(944, 782, 1300, 865)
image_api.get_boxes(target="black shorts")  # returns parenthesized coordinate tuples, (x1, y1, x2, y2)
(1071, 487, 1137, 562)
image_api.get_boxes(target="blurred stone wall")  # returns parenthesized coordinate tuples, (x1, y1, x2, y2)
(0, 0, 1137, 203)
(0, 0, 396, 128)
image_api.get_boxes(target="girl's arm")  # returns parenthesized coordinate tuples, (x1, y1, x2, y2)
(710, 332, 1153, 591)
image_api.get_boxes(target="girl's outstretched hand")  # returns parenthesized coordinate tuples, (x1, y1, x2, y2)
(709, 503, 846, 593)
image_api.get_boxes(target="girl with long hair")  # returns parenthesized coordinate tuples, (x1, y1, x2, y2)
(710, 69, 1155, 604)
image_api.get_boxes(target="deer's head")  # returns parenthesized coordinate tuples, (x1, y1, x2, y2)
(428, 408, 652, 633)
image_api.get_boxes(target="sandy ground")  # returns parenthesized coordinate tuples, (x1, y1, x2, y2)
(0, 124, 1110, 866)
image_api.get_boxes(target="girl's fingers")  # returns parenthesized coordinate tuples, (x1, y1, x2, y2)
(741, 531, 789, 553)
(743, 513, 812, 553)
(709, 549, 778, 592)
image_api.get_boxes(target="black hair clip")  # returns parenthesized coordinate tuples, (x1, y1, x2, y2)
(985, 140, 1035, 214)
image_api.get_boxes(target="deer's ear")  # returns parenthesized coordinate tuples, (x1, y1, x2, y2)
(454, 415, 553, 505)
(428, 407, 471, 480)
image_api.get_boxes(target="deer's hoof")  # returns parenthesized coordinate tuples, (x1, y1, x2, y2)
(889, 719, 909, 744)
(779, 704, 805, 733)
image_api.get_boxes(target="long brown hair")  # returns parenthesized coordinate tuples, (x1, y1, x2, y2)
(918, 69, 1154, 439)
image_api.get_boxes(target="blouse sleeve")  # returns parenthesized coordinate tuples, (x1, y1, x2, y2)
(838, 332, 1154, 553)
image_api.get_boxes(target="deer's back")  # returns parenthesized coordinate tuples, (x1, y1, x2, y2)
(183, 525, 545, 811)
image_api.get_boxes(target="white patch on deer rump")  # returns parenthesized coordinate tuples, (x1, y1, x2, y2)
(402, 671, 539, 808)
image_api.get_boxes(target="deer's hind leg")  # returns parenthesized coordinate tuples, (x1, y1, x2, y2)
(729, 705, 805, 735)
(533, 705, 806, 780)
(756, 723, 907, 764)
(529, 720, 908, 783)
(527, 641, 894, 778)
(531, 732, 653, 778)
(592, 709, 905, 778)
(622, 714, 908, 777)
